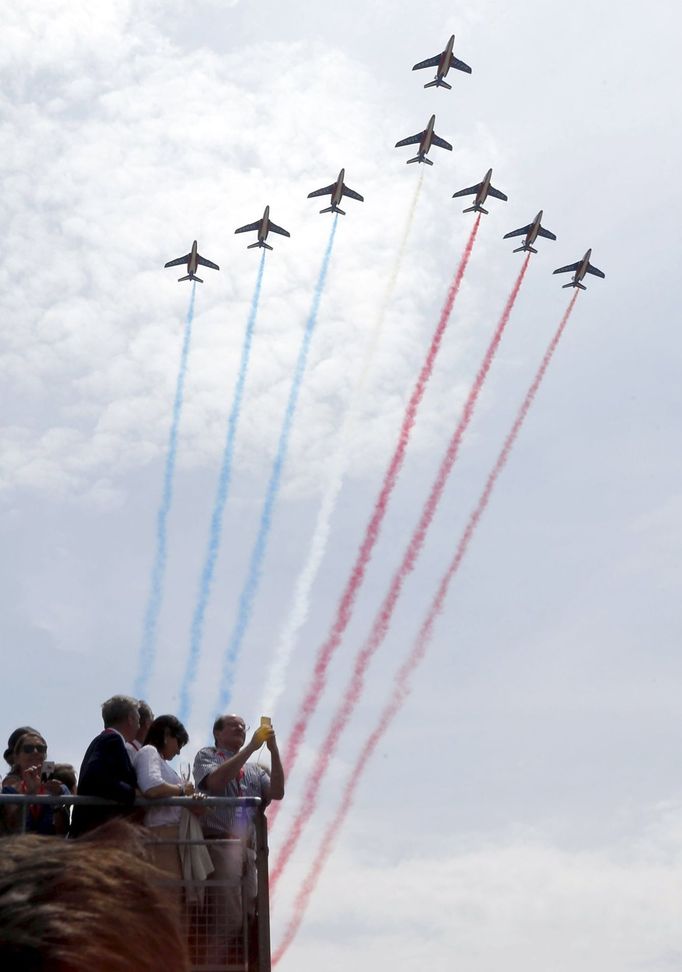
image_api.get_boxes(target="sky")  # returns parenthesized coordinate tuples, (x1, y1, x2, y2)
(1, 0, 681, 969)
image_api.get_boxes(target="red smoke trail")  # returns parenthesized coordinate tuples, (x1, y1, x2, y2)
(270, 254, 531, 889)
(272, 216, 482, 822)
(271, 291, 579, 965)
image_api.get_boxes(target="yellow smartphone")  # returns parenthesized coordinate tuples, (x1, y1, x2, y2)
(260, 716, 272, 729)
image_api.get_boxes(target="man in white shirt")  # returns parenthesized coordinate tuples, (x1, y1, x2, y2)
(125, 700, 154, 761)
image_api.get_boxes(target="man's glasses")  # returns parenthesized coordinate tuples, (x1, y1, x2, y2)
(21, 744, 47, 755)
(224, 723, 249, 733)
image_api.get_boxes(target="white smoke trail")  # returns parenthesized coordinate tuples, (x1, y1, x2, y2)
(259, 174, 424, 717)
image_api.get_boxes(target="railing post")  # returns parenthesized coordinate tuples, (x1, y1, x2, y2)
(254, 807, 272, 972)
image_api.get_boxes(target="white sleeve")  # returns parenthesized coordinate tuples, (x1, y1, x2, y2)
(135, 746, 166, 792)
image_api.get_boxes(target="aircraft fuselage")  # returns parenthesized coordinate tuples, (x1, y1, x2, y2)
(331, 169, 345, 208)
(188, 240, 199, 276)
(576, 248, 592, 281)
(476, 168, 493, 207)
(525, 211, 544, 245)
(420, 115, 436, 156)
(259, 206, 270, 243)
(439, 35, 455, 79)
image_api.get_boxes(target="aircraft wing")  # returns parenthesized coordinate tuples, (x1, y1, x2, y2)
(307, 184, 336, 199)
(450, 54, 472, 74)
(553, 262, 581, 275)
(452, 183, 480, 199)
(342, 185, 364, 202)
(586, 263, 606, 278)
(488, 185, 508, 201)
(503, 225, 532, 239)
(412, 54, 440, 71)
(537, 226, 557, 240)
(197, 255, 219, 270)
(431, 133, 453, 151)
(235, 220, 260, 234)
(268, 220, 291, 238)
(164, 254, 191, 268)
(395, 132, 423, 147)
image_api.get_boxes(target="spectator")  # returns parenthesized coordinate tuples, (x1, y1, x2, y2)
(135, 715, 195, 883)
(125, 699, 154, 760)
(0, 821, 189, 971)
(49, 763, 77, 794)
(70, 695, 139, 838)
(1, 731, 69, 836)
(193, 714, 284, 961)
(4, 726, 40, 769)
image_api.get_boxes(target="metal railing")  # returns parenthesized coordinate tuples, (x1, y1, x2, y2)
(0, 794, 271, 972)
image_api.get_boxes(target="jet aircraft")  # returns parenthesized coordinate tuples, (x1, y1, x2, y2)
(307, 169, 364, 215)
(553, 249, 605, 290)
(395, 114, 452, 165)
(412, 34, 472, 89)
(452, 168, 508, 214)
(234, 206, 290, 250)
(164, 241, 219, 283)
(503, 211, 557, 253)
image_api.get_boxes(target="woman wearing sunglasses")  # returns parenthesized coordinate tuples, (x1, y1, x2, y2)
(1, 731, 69, 835)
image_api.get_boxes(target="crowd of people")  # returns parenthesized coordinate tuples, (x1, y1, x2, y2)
(0, 696, 285, 969)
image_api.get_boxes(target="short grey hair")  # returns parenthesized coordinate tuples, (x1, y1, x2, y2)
(101, 695, 139, 728)
(138, 701, 154, 726)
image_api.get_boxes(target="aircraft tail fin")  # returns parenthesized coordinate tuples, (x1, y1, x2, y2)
(248, 241, 273, 250)
(178, 274, 203, 282)
(424, 78, 451, 90)
(464, 204, 488, 214)
(407, 155, 432, 165)
(563, 281, 586, 290)
(320, 205, 345, 215)
(513, 244, 536, 254)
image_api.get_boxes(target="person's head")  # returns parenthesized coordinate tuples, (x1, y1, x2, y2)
(101, 695, 140, 743)
(0, 823, 189, 971)
(212, 714, 247, 752)
(136, 700, 154, 744)
(50, 763, 77, 794)
(4, 726, 40, 768)
(11, 732, 48, 776)
(144, 715, 189, 761)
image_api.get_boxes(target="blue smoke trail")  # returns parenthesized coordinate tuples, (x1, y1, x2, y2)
(135, 283, 197, 699)
(215, 216, 338, 712)
(178, 252, 266, 723)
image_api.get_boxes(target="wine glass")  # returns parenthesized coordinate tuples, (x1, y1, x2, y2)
(179, 761, 191, 785)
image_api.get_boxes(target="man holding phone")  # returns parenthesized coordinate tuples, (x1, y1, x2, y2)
(193, 714, 284, 961)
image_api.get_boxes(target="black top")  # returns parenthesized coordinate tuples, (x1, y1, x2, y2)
(70, 730, 137, 837)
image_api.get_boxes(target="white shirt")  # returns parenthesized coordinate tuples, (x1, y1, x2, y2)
(135, 744, 182, 828)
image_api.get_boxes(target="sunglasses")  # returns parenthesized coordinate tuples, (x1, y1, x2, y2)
(21, 744, 47, 755)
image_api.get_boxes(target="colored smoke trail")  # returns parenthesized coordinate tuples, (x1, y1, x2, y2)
(215, 217, 339, 711)
(278, 215, 481, 792)
(271, 292, 580, 966)
(178, 252, 266, 723)
(259, 174, 424, 718)
(136, 283, 197, 698)
(269, 254, 530, 885)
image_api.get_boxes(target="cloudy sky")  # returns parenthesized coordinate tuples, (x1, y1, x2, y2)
(1, 0, 681, 968)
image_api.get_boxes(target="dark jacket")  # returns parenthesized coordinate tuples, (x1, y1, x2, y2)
(70, 730, 137, 837)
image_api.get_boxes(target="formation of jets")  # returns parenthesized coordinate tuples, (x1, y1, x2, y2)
(164, 32, 605, 290)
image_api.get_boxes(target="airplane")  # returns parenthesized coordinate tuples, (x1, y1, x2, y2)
(164, 241, 219, 283)
(412, 34, 472, 89)
(234, 206, 290, 250)
(395, 114, 452, 165)
(503, 211, 557, 253)
(553, 249, 605, 290)
(307, 169, 364, 215)
(452, 168, 508, 214)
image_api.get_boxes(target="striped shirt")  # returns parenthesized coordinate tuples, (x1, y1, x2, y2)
(193, 747, 269, 838)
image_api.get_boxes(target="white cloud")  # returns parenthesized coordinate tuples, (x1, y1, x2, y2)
(275, 808, 682, 972)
